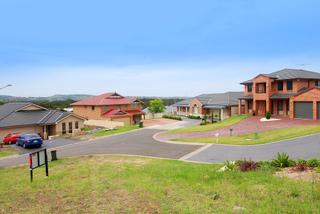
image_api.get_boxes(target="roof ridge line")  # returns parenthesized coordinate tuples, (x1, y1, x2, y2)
(38, 110, 55, 124)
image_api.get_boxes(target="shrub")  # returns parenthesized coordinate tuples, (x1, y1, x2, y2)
(307, 159, 320, 168)
(265, 112, 271, 120)
(272, 152, 292, 168)
(296, 159, 307, 165)
(218, 161, 236, 172)
(238, 160, 259, 172)
(187, 115, 201, 120)
(200, 122, 207, 126)
(162, 115, 182, 121)
(258, 161, 276, 170)
(292, 163, 309, 172)
(316, 167, 320, 173)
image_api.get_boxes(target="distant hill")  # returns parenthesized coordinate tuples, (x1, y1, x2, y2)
(0, 94, 92, 102)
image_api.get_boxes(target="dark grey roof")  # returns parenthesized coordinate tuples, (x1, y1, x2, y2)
(0, 102, 29, 121)
(172, 98, 192, 107)
(0, 102, 74, 128)
(241, 68, 320, 84)
(196, 92, 243, 107)
(239, 95, 253, 100)
(270, 93, 296, 99)
(268, 69, 320, 80)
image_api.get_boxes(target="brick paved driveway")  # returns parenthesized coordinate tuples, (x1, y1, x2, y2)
(159, 116, 320, 140)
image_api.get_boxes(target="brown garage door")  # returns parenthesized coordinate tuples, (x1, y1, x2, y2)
(294, 102, 313, 119)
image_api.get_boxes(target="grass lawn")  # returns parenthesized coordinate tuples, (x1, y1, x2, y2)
(0, 155, 319, 213)
(169, 114, 249, 134)
(94, 125, 140, 137)
(175, 125, 320, 145)
(0, 145, 18, 158)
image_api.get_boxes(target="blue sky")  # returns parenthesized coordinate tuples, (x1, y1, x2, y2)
(1, 0, 320, 97)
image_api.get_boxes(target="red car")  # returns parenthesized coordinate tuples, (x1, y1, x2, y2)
(3, 133, 21, 144)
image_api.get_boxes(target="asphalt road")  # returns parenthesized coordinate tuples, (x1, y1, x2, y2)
(1, 119, 320, 168)
(0, 128, 201, 168)
(188, 133, 320, 163)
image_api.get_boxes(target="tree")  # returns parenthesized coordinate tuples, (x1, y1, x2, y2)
(148, 99, 165, 113)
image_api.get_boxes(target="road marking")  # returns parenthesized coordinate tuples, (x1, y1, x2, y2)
(179, 144, 212, 160)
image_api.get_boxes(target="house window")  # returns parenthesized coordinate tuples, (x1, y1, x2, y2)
(278, 100, 283, 111)
(62, 123, 66, 134)
(69, 122, 73, 134)
(247, 84, 252, 92)
(75, 121, 79, 129)
(91, 106, 95, 111)
(287, 80, 293, 91)
(277, 82, 283, 91)
(316, 80, 320, 87)
(256, 83, 266, 93)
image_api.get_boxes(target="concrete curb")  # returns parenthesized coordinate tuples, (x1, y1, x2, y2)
(153, 132, 208, 146)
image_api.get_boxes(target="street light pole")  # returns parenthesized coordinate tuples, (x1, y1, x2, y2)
(0, 84, 12, 90)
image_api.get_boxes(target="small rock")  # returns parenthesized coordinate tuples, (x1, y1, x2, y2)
(211, 192, 219, 200)
(233, 205, 246, 212)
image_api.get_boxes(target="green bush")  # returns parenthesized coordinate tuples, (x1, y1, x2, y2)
(296, 159, 307, 165)
(271, 152, 293, 168)
(187, 115, 201, 120)
(316, 167, 320, 173)
(200, 122, 207, 126)
(307, 159, 320, 168)
(265, 112, 271, 120)
(162, 115, 182, 121)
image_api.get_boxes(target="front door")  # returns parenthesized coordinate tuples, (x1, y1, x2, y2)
(256, 101, 266, 116)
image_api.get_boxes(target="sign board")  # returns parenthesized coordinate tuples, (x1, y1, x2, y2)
(28, 149, 49, 182)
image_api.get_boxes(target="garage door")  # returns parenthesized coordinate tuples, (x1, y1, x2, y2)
(318, 102, 320, 120)
(294, 102, 313, 119)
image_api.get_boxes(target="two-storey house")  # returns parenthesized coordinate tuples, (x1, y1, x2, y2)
(238, 69, 320, 120)
(71, 92, 144, 126)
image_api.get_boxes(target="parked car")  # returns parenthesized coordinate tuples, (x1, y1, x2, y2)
(16, 134, 43, 148)
(3, 133, 21, 144)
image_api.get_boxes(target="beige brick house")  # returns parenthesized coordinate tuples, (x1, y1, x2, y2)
(0, 103, 85, 140)
(71, 92, 144, 126)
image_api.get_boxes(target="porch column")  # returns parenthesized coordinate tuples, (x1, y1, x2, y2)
(238, 99, 242, 114)
(313, 101, 317, 120)
(289, 98, 294, 119)
(283, 100, 287, 116)
(220, 108, 224, 121)
(266, 99, 271, 113)
(43, 125, 48, 140)
(253, 99, 256, 115)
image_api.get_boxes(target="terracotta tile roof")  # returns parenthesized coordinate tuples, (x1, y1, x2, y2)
(71, 92, 134, 106)
(102, 108, 144, 118)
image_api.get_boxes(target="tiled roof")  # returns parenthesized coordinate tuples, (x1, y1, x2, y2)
(102, 108, 144, 118)
(71, 92, 136, 106)
(270, 93, 296, 99)
(196, 92, 244, 107)
(173, 92, 243, 108)
(241, 69, 320, 84)
(0, 102, 82, 128)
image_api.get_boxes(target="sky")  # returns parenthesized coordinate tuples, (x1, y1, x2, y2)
(0, 0, 320, 97)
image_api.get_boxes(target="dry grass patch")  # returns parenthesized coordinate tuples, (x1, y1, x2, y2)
(275, 168, 320, 181)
